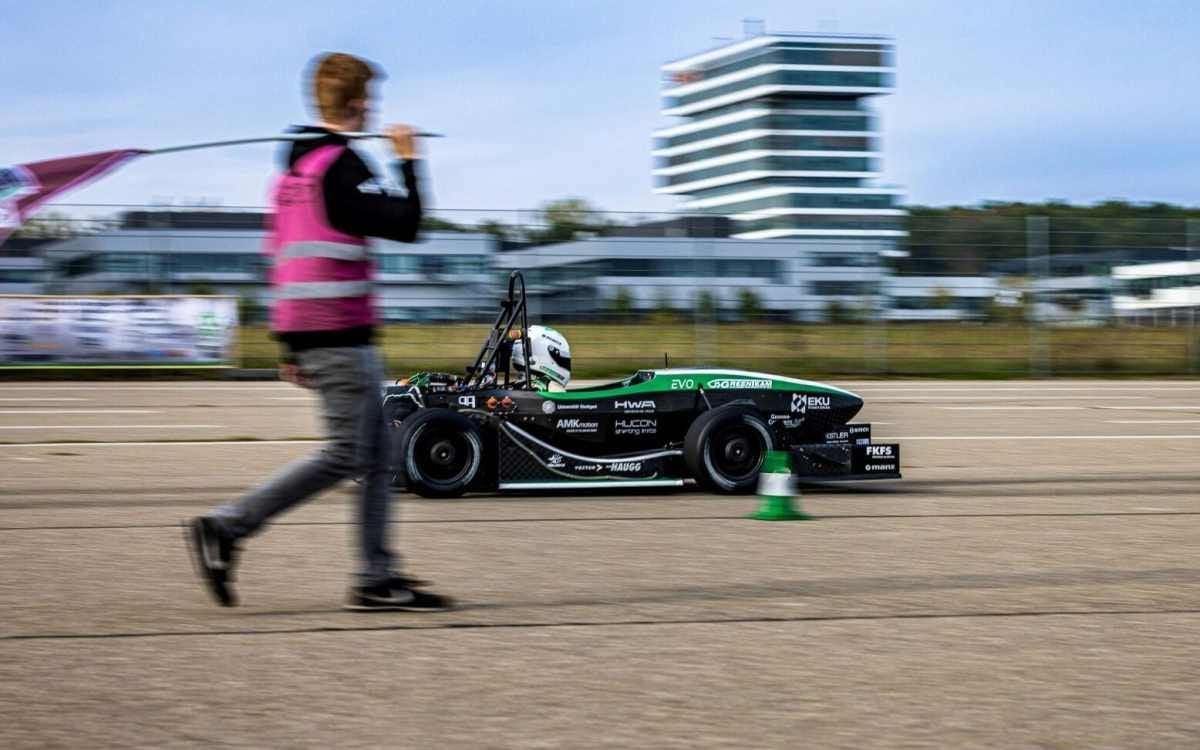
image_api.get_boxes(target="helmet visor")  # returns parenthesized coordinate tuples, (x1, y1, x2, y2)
(548, 346, 571, 373)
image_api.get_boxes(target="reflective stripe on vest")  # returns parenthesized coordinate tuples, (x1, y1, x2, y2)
(278, 240, 369, 262)
(268, 144, 376, 333)
(275, 280, 374, 300)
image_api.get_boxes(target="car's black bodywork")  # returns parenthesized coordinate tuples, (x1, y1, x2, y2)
(385, 273, 901, 497)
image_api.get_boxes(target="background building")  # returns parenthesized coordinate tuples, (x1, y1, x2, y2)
(654, 31, 904, 241)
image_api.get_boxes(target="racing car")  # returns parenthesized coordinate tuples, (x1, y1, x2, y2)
(384, 272, 900, 498)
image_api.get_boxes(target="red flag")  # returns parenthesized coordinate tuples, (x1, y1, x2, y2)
(0, 149, 146, 243)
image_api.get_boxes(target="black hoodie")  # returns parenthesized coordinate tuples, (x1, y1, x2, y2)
(275, 125, 423, 356)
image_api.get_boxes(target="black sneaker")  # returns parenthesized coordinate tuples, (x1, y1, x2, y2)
(184, 516, 238, 607)
(344, 582, 454, 612)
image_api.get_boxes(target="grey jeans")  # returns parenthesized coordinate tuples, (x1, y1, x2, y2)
(213, 345, 395, 584)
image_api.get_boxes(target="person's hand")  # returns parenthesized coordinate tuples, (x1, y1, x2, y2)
(280, 362, 312, 389)
(388, 124, 419, 160)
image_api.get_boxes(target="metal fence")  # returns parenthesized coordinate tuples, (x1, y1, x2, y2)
(3, 205, 1198, 378)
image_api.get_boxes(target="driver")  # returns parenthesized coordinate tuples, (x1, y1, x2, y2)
(511, 325, 571, 391)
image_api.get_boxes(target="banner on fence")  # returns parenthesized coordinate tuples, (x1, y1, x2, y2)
(0, 295, 238, 367)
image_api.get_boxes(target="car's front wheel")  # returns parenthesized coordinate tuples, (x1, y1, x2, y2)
(395, 409, 484, 498)
(684, 403, 774, 493)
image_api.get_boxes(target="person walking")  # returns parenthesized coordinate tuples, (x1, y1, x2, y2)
(187, 52, 450, 612)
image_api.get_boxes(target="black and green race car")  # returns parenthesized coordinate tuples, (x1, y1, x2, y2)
(384, 274, 900, 498)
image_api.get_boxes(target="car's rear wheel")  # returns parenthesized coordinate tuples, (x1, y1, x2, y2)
(684, 404, 773, 493)
(395, 409, 484, 498)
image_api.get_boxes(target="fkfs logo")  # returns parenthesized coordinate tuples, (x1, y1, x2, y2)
(866, 445, 894, 458)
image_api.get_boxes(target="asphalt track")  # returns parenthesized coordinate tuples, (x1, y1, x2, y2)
(2, 379, 1199, 748)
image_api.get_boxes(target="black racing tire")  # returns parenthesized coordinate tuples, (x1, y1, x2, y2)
(684, 403, 774, 494)
(395, 409, 485, 498)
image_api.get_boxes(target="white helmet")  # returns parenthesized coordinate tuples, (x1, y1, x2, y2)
(511, 325, 571, 388)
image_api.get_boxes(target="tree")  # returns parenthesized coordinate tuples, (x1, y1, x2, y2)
(420, 216, 467, 232)
(530, 198, 609, 243)
(694, 289, 718, 321)
(736, 288, 762, 322)
(929, 287, 955, 310)
(12, 210, 75, 239)
(476, 219, 513, 241)
(649, 286, 677, 325)
(607, 287, 633, 321)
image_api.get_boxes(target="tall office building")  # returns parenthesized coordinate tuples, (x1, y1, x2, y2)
(653, 31, 903, 240)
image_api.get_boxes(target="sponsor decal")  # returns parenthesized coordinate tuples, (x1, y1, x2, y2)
(547, 453, 565, 468)
(706, 378, 772, 390)
(614, 418, 657, 436)
(866, 445, 894, 458)
(458, 395, 476, 408)
(791, 393, 831, 415)
(575, 463, 601, 472)
(555, 402, 598, 411)
(556, 418, 599, 434)
(608, 461, 643, 473)
(669, 378, 696, 390)
(866, 463, 897, 472)
(614, 399, 655, 412)
(541, 400, 556, 414)
(768, 414, 803, 429)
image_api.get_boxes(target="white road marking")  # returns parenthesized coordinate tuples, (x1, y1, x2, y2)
(1106, 419, 1200, 424)
(0, 424, 222, 430)
(8, 456, 43, 461)
(1095, 406, 1200, 410)
(0, 397, 90, 402)
(936, 406, 1084, 411)
(873, 395, 1146, 402)
(0, 409, 160, 415)
(849, 386, 1200, 393)
(880, 434, 1200, 441)
(0, 439, 320, 448)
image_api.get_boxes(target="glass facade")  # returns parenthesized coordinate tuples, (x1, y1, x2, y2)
(378, 254, 489, 275)
(667, 70, 893, 110)
(660, 114, 873, 150)
(701, 191, 898, 215)
(661, 135, 874, 167)
(683, 46, 890, 83)
(658, 34, 902, 241)
(738, 215, 905, 234)
(662, 156, 876, 188)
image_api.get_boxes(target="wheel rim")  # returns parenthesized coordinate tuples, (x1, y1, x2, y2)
(410, 424, 479, 486)
(707, 422, 766, 483)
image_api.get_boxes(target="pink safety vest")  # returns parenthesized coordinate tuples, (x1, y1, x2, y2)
(267, 145, 375, 333)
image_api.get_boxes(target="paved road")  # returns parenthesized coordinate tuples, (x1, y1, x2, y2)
(1, 380, 1199, 748)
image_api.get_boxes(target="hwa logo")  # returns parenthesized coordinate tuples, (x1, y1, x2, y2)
(614, 399, 655, 411)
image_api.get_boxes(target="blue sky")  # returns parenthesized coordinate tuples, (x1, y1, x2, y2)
(3, 0, 1198, 216)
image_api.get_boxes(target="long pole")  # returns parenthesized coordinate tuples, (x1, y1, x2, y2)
(148, 131, 443, 156)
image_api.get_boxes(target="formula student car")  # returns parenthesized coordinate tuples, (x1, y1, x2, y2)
(384, 272, 900, 498)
